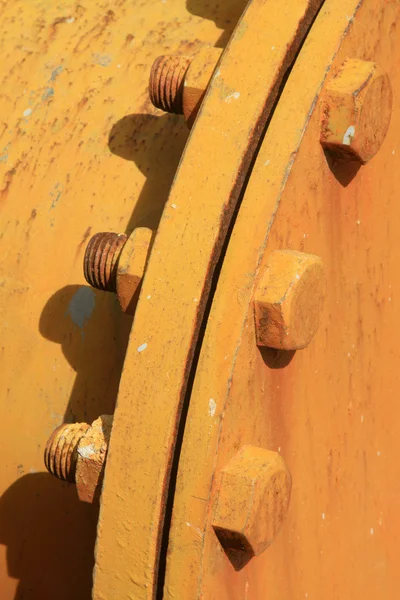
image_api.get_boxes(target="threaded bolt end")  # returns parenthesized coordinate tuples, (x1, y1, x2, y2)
(84, 232, 128, 292)
(149, 55, 191, 114)
(44, 422, 90, 483)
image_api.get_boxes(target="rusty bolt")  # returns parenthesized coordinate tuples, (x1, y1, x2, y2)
(149, 47, 222, 127)
(212, 446, 291, 561)
(44, 422, 90, 482)
(149, 55, 191, 114)
(320, 58, 392, 164)
(84, 228, 152, 315)
(84, 232, 127, 292)
(254, 250, 326, 351)
(44, 415, 113, 504)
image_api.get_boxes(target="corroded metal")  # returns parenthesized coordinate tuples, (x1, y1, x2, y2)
(44, 422, 90, 483)
(84, 232, 128, 292)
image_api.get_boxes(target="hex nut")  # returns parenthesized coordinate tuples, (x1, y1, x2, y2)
(320, 58, 392, 164)
(75, 415, 113, 504)
(254, 250, 326, 351)
(115, 227, 152, 315)
(212, 446, 291, 559)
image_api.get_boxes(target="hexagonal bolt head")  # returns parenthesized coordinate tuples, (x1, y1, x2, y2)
(254, 250, 326, 351)
(212, 446, 291, 564)
(75, 415, 113, 504)
(320, 58, 392, 164)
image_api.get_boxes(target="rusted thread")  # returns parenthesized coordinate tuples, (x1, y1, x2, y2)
(149, 55, 191, 114)
(84, 232, 128, 292)
(44, 422, 90, 483)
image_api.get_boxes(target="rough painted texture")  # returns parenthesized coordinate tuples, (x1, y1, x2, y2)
(0, 1, 237, 598)
(165, 0, 400, 598)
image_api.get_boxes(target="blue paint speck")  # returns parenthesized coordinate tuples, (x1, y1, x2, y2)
(50, 65, 63, 82)
(66, 287, 96, 329)
(137, 343, 148, 353)
(42, 87, 54, 101)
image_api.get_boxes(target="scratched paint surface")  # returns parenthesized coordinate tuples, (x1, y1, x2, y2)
(165, 0, 400, 598)
(0, 1, 243, 598)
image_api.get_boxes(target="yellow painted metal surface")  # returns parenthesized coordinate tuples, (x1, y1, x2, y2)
(165, 0, 400, 597)
(0, 1, 244, 598)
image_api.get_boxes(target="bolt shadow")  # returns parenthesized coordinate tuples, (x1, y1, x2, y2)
(186, 0, 249, 47)
(108, 113, 189, 234)
(324, 149, 362, 187)
(39, 285, 132, 424)
(260, 347, 296, 369)
(0, 473, 98, 600)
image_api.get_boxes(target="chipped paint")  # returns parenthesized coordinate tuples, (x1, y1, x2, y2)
(137, 343, 148, 353)
(343, 124, 355, 145)
(208, 398, 216, 417)
(225, 91, 240, 103)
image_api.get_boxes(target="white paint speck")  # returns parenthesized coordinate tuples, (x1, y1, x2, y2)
(214, 68, 221, 78)
(208, 398, 217, 417)
(264, 159, 271, 166)
(271, 46, 276, 51)
(171, 203, 177, 209)
(370, 527, 374, 535)
(295, 273, 300, 280)
(147, 295, 151, 299)
(322, 512, 325, 520)
(66, 16, 75, 23)
(194, 298, 198, 303)
(343, 125, 355, 145)
(78, 444, 96, 459)
(357, 220, 361, 225)
(23, 108, 32, 117)
(137, 343, 148, 353)
(225, 91, 240, 103)
(303, 233, 307, 238)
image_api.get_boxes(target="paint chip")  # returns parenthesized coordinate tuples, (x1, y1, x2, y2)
(343, 125, 355, 146)
(208, 398, 217, 417)
(171, 203, 177, 209)
(147, 295, 151, 300)
(78, 444, 96, 459)
(225, 91, 240, 103)
(137, 343, 148, 353)
(23, 108, 32, 117)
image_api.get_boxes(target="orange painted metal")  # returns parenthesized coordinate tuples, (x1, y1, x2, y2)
(164, 0, 400, 598)
(93, 1, 325, 598)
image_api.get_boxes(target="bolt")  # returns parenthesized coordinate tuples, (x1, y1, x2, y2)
(254, 250, 326, 351)
(44, 416, 113, 503)
(149, 55, 191, 114)
(44, 422, 90, 482)
(149, 47, 222, 126)
(212, 446, 291, 563)
(84, 232, 127, 292)
(320, 58, 392, 164)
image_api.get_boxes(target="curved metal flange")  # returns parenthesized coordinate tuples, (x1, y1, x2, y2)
(164, 0, 399, 597)
(93, 0, 326, 598)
